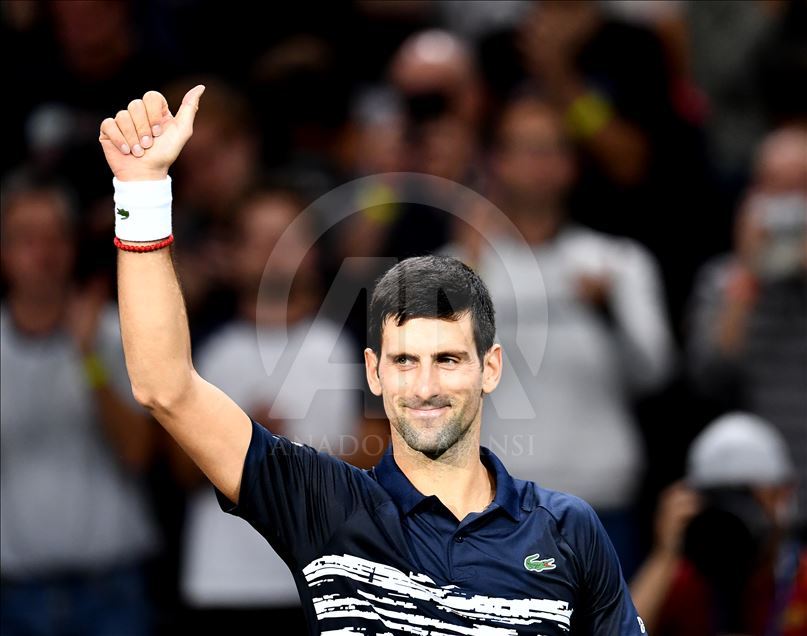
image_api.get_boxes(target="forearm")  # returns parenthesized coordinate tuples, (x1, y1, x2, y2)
(102, 86, 251, 503)
(629, 549, 679, 633)
(92, 382, 154, 471)
(714, 299, 752, 355)
(687, 269, 747, 395)
(117, 245, 194, 407)
(583, 118, 648, 186)
(117, 240, 249, 498)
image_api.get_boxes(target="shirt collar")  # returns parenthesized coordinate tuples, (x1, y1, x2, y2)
(373, 445, 522, 521)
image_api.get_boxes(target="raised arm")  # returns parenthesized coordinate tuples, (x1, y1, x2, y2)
(99, 87, 251, 503)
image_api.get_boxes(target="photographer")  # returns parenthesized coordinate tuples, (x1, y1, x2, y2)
(687, 126, 807, 527)
(630, 412, 806, 635)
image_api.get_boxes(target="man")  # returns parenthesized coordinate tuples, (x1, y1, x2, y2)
(0, 179, 156, 635)
(687, 126, 807, 526)
(630, 412, 806, 635)
(98, 87, 645, 634)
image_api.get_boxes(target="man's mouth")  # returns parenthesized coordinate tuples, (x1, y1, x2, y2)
(405, 405, 449, 419)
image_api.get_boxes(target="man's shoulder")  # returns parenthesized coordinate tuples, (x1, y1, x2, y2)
(563, 223, 658, 263)
(249, 419, 382, 489)
(520, 480, 600, 535)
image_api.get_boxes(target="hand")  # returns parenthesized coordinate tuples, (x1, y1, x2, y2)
(735, 194, 770, 271)
(576, 273, 612, 308)
(66, 277, 109, 355)
(98, 85, 205, 182)
(653, 482, 701, 556)
(723, 263, 758, 308)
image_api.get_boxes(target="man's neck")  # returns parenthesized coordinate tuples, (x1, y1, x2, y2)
(9, 293, 67, 337)
(493, 189, 566, 246)
(391, 429, 496, 523)
(508, 203, 565, 246)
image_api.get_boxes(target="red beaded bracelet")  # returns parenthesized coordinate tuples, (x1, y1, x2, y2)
(114, 234, 175, 252)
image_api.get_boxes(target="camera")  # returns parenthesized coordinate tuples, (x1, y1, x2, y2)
(682, 486, 774, 629)
(750, 193, 807, 280)
(404, 91, 450, 125)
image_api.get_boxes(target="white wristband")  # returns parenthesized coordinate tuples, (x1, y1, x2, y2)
(113, 176, 172, 241)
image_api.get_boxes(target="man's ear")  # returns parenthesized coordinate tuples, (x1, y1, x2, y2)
(364, 347, 383, 396)
(481, 343, 502, 395)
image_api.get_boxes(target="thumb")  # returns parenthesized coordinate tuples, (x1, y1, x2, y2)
(174, 84, 206, 134)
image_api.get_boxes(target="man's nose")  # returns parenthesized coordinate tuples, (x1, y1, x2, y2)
(412, 363, 440, 401)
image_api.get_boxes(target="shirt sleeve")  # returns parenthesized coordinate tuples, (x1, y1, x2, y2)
(608, 237, 675, 394)
(216, 418, 366, 570)
(567, 499, 648, 635)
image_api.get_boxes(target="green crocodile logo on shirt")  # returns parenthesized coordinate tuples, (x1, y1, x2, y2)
(116, 208, 129, 219)
(524, 553, 556, 573)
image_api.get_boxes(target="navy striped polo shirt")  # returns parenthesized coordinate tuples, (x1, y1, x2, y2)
(217, 420, 647, 634)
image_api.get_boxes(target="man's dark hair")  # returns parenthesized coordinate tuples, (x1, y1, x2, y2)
(368, 255, 496, 363)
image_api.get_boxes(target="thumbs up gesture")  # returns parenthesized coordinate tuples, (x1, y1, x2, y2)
(99, 85, 205, 182)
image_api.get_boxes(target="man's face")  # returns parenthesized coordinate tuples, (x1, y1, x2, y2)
(235, 195, 305, 293)
(1, 194, 74, 298)
(364, 314, 501, 459)
(493, 102, 574, 204)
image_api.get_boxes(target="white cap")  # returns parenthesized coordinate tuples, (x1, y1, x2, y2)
(687, 412, 795, 487)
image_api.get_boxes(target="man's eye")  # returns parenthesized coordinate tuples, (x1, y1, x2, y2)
(438, 357, 458, 366)
(395, 356, 411, 365)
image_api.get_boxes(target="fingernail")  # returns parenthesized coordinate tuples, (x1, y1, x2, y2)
(132, 144, 144, 156)
(152, 124, 161, 137)
(121, 143, 130, 154)
(141, 135, 152, 148)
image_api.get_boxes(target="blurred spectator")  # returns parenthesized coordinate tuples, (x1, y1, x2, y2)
(630, 412, 807, 635)
(0, 179, 157, 635)
(174, 189, 360, 632)
(518, 0, 716, 331)
(336, 30, 484, 254)
(474, 92, 675, 578)
(391, 28, 485, 134)
(687, 126, 807, 525)
(382, 29, 485, 256)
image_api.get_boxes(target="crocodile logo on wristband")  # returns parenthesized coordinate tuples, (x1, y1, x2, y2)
(116, 208, 130, 219)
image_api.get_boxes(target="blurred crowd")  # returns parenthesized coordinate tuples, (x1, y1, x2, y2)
(1, 1, 805, 635)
